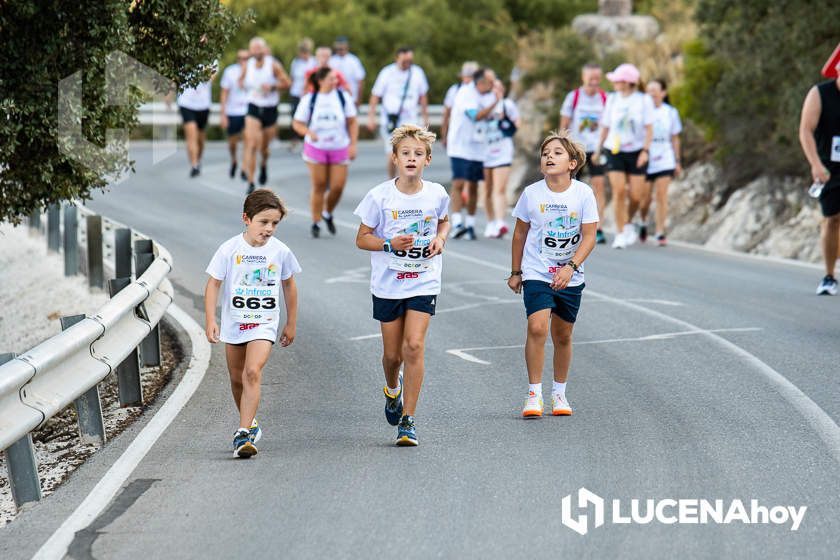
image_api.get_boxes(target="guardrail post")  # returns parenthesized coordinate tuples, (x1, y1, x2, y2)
(64, 205, 79, 276)
(108, 278, 144, 407)
(28, 209, 41, 235)
(135, 244, 161, 368)
(0, 353, 43, 510)
(115, 228, 132, 279)
(60, 315, 107, 447)
(87, 215, 104, 290)
(47, 203, 61, 253)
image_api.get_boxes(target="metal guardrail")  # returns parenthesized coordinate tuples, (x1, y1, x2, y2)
(138, 102, 445, 127)
(0, 204, 174, 511)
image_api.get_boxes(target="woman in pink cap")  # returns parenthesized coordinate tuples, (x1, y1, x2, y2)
(593, 63, 654, 249)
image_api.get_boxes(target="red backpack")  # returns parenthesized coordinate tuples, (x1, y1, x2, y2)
(571, 87, 607, 117)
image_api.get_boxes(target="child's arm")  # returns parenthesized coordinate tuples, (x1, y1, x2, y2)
(204, 277, 223, 343)
(279, 276, 298, 347)
(507, 218, 529, 294)
(428, 216, 450, 256)
(550, 222, 598, 291)
(355, 223, 412, 252)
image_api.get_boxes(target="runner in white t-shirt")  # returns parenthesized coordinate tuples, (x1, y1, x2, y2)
(204, 189, 301, 458)
(176, 61, 216, 178)
(638, 78, 682, 246)
(560, 63, 608, 244)
(329, 36, 366, 104)
(508, 130, 598, 418)
(354, 125, 450, 447)
(288, 38, 318, 152)
(441, 61, 479, 148)
(220, 50, 251, 181)
(483, 79, 521, 238)
(292, 67, 358, 238)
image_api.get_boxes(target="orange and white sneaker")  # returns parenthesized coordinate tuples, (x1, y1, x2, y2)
(551, 393, 573, 416)
(522, 391, 544, 418)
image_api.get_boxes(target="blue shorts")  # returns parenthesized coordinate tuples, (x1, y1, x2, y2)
(372, 294, 437, 323)
(226, 115, 245, 136)
(450, 157, 484, 182)
(522, 280, 584, 323)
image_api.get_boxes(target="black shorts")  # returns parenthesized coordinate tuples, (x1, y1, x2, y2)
(372, 294, 437, 323)
(179, 107, 209, 130)
(646, 169, 675, 182)
(247, 103, 278, 128)
(820, 175, 840, 217)
(227, 338, 274, 347)
(522, 280, 584, 323)
(450, 157, 484, 183)
(226, 115, 245, 136)
(583, 152, 606, 177)
(606, 150, 646, 175)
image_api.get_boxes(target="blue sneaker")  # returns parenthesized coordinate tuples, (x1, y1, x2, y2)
(384, 375, 403, 426)
(249, 418, 262, 444)
(396, 415, 418, 446)
(233, 428, 257, 458)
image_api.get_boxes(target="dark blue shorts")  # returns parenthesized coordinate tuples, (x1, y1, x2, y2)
(450, 157, 484, 182)
(372, 294, 437, 323)
(226, 115, 245, 136)
(522, 280, 584, 323)
(606, 150, 646, 175)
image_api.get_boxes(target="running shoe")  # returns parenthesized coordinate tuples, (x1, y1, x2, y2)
(323, 214, 336, 235)
(452, 225, 468, 239)
(465, 226, 476, 240)
(551, 393, 573, 416)
(595, 229, 606, 244)
(817, 275, 838, 295)
(247, 183, 255, 195)
(396, 415, 418, 446)
(639, 224, 648, 243)
(229, 162, 237, 179)
(522, 391, 544, 418)
(622, 223, 638, 245)
(496, 224, 509, 238)
(249, 418, 262, 444)
(383, 374, 404, 426)
(190, 166, 200, 178)
(483, 223, 495, 238)
(233, 428, 257, 458)
(311, 223, 321, 238)
(657, 233, 667, 247)
(611, 232, 626, 249)
(258, 165, 267, 185)
(240, 170, 248, 182)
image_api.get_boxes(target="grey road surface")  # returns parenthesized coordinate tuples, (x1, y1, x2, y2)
(3, 141, 840, 559)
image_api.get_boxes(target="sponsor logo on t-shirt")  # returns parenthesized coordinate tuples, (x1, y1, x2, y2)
(235, 254, 268, 265)
(391, 208, 424, 220)
(540, 203, 569, 214)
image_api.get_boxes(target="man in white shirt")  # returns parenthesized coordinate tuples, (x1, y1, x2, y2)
(329, 36, 366, 105)
(220, 49, 250, 181)
(441, 61, 479, 148)
(367, 47, 430, 177)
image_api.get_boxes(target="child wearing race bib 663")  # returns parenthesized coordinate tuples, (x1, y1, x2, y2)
(204, 189, 301, 458)
(354, 124, 450, 446)
(508, 130, 599, 418)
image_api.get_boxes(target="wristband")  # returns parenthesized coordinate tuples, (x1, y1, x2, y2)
(510, 270, 522, 276)
(383, 239, 392, 253)
(568, 260, 580, 272)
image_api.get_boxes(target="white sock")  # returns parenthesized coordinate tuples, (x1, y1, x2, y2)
(322, 210, 332, 220)
(529, 383, 542, 397)
(465, 214, 476, 227)
(452, 212, 463, 228)
(553, 381, 567, 397)
(386, 384, 400, 397)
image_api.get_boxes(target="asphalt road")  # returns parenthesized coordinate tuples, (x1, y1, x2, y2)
(3, 141, 840, 559)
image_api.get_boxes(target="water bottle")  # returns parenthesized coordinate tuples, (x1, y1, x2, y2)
(808, 181, 824, 199)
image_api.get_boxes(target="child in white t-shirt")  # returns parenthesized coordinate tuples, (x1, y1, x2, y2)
(508, 130, 599, 418)
(354, 124, 450, 446)
(204, 189, 301, 458)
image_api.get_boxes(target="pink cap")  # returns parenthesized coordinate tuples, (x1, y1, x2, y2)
(606, 63, 641, 84)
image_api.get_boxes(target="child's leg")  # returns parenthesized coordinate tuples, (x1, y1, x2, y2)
(379, 315, 405, 390)
(225, 343, 247, 411)
(238, 340, 273, 429)
(400, 310, 431, 416)
(550, 314, 575, 383)
(525, 309, 551, 384)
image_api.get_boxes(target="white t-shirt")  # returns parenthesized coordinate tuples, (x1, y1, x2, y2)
(601, 91, 655, 153)
(245, 56, 279, 107)
(484, 98, 519, 168)
(293, 89, 357, 150)
(446, 83, 495, 161)
(220, 64, 249, 117)
(290, 57, 318, 98)
(329, 53, 366, 100)
(177, 81, 212, 111)
(206, 235, 301, 344)
(371, 63, 429, 126)
(444, 82, 464, 109)
(560, 88, 607, 153)
(354, 180, 450, 299)
(512, 179, 599, 287)
(647, 103, 683, 174)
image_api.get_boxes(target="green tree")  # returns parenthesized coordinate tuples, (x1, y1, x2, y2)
(0, 1, 243, 222)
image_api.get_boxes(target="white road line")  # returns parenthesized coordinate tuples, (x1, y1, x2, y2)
(436, 299, 519, 314)
(349, 333, 382, 341)
(33, 304, 212, 560)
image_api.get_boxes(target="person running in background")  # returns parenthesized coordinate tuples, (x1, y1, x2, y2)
(240, 37, 291, 194)
(593, 63, 653, 249)
(329, 36, 366, 105)
(441, 61, 479, 147)
(288, 38, 318, 153)
(637, 78, 682, 246)
(508, 130, 598, 418)
(177, 66, 215, 178)
(354, 125, 450, 446)
(304, 46, 351, 93)
(799, 44, 840, 296)
(204, 189, 300, 458)
(220, 50, 250, 181)
(292, 68, 358, 238)
(447, 67, 499, 240)
(483, 79, 521, 238)
(560, 63, 608, 244)
(368, 47, 430, 177)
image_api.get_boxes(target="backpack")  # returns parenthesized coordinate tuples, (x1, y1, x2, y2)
(570, 87, 607, 118)
(307, 88, 347, 126)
